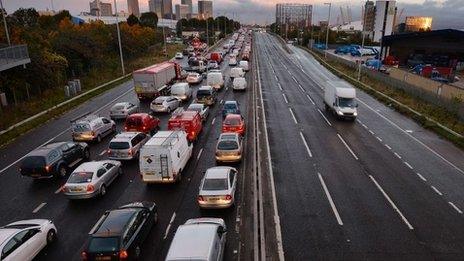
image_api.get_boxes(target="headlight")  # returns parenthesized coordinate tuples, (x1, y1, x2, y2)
(353, 111, 358, 116)
(337, 110, 344, 116)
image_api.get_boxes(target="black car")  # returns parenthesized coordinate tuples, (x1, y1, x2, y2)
(19, 142, 90, 179)
(82, 202, 158, 261)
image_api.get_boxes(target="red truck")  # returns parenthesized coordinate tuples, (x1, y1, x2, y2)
(168, 110, 203, 142)
(209, 52, 223, 64)
(133, 62, 182, 100)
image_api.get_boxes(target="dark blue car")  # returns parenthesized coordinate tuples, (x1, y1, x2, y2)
(222, 101, 241, 118)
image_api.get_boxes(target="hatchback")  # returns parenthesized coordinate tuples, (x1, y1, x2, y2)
(222, 101, 241, 118)
(222, 114, 245, 136)
(124, 113, 160, 135)
(108, 132, 150, 161)
(186, 73, 203, 85)
(110, 102, 139, 120)
(150, 96, 180, 113)
(215, 133, 243, 163)
(198, 167, 238, 209)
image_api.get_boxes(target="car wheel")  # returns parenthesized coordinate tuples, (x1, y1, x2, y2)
(96, 135, 102, 143)
(46, 229, 56, 245)
(100, 185, 107, 197)
(83, 148, 90, 160)
(58, 165, 67, 178)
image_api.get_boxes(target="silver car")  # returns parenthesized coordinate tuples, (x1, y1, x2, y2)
(198, 167, 238, 209)
(62, 160, 122, 199)
(109, 102, 139, 120)
(215, 133, 243, 163)
(186, 103, 209, 121)
(71, 114, 115, 143)
(108, 132, 149, 160)
(150, 96, 180, 113)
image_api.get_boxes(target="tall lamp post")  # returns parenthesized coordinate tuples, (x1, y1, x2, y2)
(113, 0, 125, 75)
(324, 2, 331, 58)
(0, 0, 11, 46)
(358, 0, 368, 80)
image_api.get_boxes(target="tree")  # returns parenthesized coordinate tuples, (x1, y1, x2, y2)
(140, 12, 158, 28)
(53, 10, 72, 24)
(12, 8, 39, 28)
(176, 19, 187, 37)
(127, 14, 140, 26)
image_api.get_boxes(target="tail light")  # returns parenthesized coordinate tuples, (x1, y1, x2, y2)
(119, 250, 128, 260)
(81, 251, 88, 260)
(107, 149, 112, 155)
(198, 195, 205, 202)
(86, 184, 94, 192)
(91, 131, 96, 136)
(45, 165, 51, 172)
(142, 126, 146, 131)
(128, 148, 133, 156)
(61, 186, 68, 193)
(225, 195, 232, 201)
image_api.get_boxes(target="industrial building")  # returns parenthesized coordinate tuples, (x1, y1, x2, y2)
(372, 0, 397, 42)
(405, 16, 433, 32)
(198, 0, 213, 19)
(89, 0, 112, 17)
(275, 3, 312, 28)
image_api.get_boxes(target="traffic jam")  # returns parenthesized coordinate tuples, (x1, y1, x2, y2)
(6, 29, 253, 260)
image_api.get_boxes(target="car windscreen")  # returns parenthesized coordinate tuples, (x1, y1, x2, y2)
(153, 98, 166, 105)
(112, 104, 125, 110)
(338, 98, 356, 108)
(196, 90, 211, 98)
(224, 103, 237, 110)
(217, 140, 238, 150)
(73, 123, 90, 132)
(21, 156, 46, 168)
(88, 237, 119, 253)
(203, 178, 229, 190)
(68, 172, 93, 183)
(109, 142, 130, 150)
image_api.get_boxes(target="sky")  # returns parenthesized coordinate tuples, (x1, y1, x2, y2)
(2, 0, 463, 29)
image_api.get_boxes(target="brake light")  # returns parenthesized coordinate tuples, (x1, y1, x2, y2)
(125, 126, 128, 131)
(61, 186, 68, 193)
(45, 165, 51, 172)
(91, 131, 96, 136)
(107, 149, 112, 155)
(119, 250, 128, 259)
(142, 126, 146, 131)
(128, 148, 133, 156)
(81, 251, 88, 260)
(86, 184, 94, 192)
(198, 195, 205, 202)
(225, 195, 232, 201)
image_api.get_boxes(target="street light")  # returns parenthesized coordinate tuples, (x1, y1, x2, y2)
(0, 0, 11, 46)
(358, 0, 368, 80)
(324, 2, 331, 58)
(113, 0, 125, 75)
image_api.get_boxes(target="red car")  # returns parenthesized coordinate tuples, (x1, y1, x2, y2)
(125, 113, 160, 134)
(222, 114, 246, 136)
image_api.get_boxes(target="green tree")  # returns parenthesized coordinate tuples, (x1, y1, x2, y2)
(127, 14, 140, 26)
(140, 12, 158, 28)
(11, 8, 39, 28)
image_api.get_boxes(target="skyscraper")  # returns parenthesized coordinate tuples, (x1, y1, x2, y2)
(181, 0, 193, 18)
(373, 0, 397, 42)
(127, 0, 140, 17)
(175, 4, 189, 20)
(89, 0, 112, 17)
(148, 0, 163, 19)
(163, 0, 173, 19)
(363, 1, 375, 32)
(198, 0, 213, 19)
(275, 3, 312, 28)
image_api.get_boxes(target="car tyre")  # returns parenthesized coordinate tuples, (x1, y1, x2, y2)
(96, 135, 102, 143)
(58, 165, 67, 178)
(46, 229, 57, 245)
(100, 184, 107, 197)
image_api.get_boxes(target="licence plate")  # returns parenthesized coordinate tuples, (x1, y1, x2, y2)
(70, 188, 84, 192)
(95, 257, 112, 261)
(208, 197, 221, 201)
(144, 171, 155, 175)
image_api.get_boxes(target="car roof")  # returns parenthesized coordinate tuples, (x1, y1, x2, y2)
(28, 142, 66, 156)
(127, 113, 148, 119)
(205, 167, 231, 179)
(112, 102, 130, 107)
(224, 114, 242, 120)
(112, 132, 141, 141)
(74, 161, 104, 172)
(224, 100, 237, 105)
(0, 229, 18, 245)
(219, 133, 239, 140)
(199, 86, 212, 90)
(167, 224, 219, 260)
(188, 103, 203, 108)
(93, 209, 137, 236)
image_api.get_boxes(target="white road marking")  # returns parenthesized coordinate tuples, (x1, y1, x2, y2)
(282, 93, 289, 104)
(318, 173, 343, 226)
(275, 75, 278, 81)
(306, 94, 315, 105)
(376, 136, 383, 142)
(32, 202, 47, 213)
(196, 148, 204, 160)
(394, 152, 402, 159)
(54, 186, 62, 194)
(361, 123, 368, 129)
(163, 212, 177, 239)
(288, 108, 298, 124)
(416, 172, 427, 182)
(211, 117, 216, 125)
(298, 85, 305, 93)
(385, 144, 392, 150)
(431, 186, 443, 196)
(369, 130, 375, 135)
(317, 109, 332, 126)
(404, 162, 413, 169)
(292, 77, 298, 83)
(337, 134, 358, 160)
(277, 82, 283, 91)
(449, 202, 463, 214)
(99, 150, 106, 156)
(299, 132, 313, 158)
(369, 175, 414, 229)
(220, 99, 224, 104)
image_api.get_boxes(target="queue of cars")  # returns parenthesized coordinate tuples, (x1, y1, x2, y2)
(11, 29, 253, 261)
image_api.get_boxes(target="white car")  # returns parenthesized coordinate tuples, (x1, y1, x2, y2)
(62, 160, 122, 199)
(109, 102, 139, 120)
(230, 67, 245, 79)
(108, 132, 150, 161)
(187, 103, 210, 121)
(197, 166, 238, 209)
(175, 52, 183, 59)
(239, 60, 250, 72)
(186, 73, 203, 84)
(150, 96, 180, 113)
(232, 77, 247, 91)
(0, 219, 57, 261)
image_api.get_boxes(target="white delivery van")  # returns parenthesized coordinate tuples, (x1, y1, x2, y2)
(229, 55, 238, 66)
(238, 60, 249, 72)
(170, 82, 192, 102)
(140, 131, 193, 183)
(165, 218, 226, 261)
(323, 80, 358, 120)
(230, 67, 245, 79)
(206, 72, 224, 90)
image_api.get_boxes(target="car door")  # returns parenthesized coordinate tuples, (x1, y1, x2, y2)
(60, 144, 74, 165)
(1, 229, 38, 261)
(67, 142, 82, 163)
(103, 162, 118, 184)
(101, 118, 112, 135)
(95, 167, 108, 188)
(229, 170, 237, 200)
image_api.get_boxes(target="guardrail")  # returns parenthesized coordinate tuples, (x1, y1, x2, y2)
(0, 45, 30, 66)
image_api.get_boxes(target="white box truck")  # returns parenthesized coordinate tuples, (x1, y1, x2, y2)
(323, 80, 358, 120)
(133, 61, 180, 100)
(140, 131, 193, 183)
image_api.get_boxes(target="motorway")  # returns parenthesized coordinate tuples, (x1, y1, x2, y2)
(255, 32, 464, 260)
(0, 39, 255, 260)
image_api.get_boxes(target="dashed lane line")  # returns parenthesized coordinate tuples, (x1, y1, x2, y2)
(317, 109, 332, 127)
(32, 202, 47, 213)
(288, 108, 298, 124)
(318, 173, 343, 226)
(299, 132, 313, 158)
(163, 212, 177, 240)
(449, 202, 463, 214)
(337, 134, 358, 160)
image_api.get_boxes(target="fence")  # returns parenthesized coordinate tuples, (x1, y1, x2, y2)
(0, 45, 30, 71)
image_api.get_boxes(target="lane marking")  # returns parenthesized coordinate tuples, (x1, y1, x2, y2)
(306, 94, 315, 105)
(288, 108, 298, 124)
(282, 93, 289, 104)
(211, 117, 216, 125)
(317, 109, 332, 126)
(277, 82, 283, 91)
(54, 186, 62, 194)
(416, 173, 427, 182)
(385, 144, 392, 150)
(404, 162, 413, 169)
(449, 202, 463, 214)
(99, 150, 106, 156)
(369, 175, 414, 229)
(275, 75, 278, 81)
(298, 85, 305, 93)
(394, 152, 402, 159)
(369, 130, 375, 135)
(361, 123, 368, 129)
(376, 136, 383, 142)
(220, 99, 224, 104)
(32, 202, 47, 213)
(292, 77, 298, 83)
(299, 132, 313, 158)
(163, 212, 177, 240)
(337, 134, 358, 160)
(318, 173, 343, 226)
(196, 148, 204, 161)
(431, 186, 443, 196)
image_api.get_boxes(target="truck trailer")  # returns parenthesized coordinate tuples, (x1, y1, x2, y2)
(133, 62, 181, 100)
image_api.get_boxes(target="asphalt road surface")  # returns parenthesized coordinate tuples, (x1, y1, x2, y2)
(0, 38, 255, 260)
(254, 32, 464, 260)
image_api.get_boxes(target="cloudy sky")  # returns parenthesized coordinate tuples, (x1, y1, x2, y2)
(3, 0, 463, 29)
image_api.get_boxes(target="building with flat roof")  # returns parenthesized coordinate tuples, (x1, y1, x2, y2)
(163, 0, 173, 19)
(148, 0, 162, 18)
(198, 0, 213, 19)
(89, 0, 112, 16)
(175, 4, 189, 20)
(363, 1, 375, 32)
(127, 0, 140, 17)
(275, 3, 312, 29)
(405, 16, 433, 32)
(373, 0, 397, 42)
(181, 0, 193, 18)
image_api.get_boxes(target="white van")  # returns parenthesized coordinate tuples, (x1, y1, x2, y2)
(206, 72, 224, 90)
(165, 218, 226, 261)
(230, 67, 245, 79)
(238, 60, 249, 72)
(170, 82, 192, 102)
(140, 131, 193, 183)
(323, 80, 358, 120)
